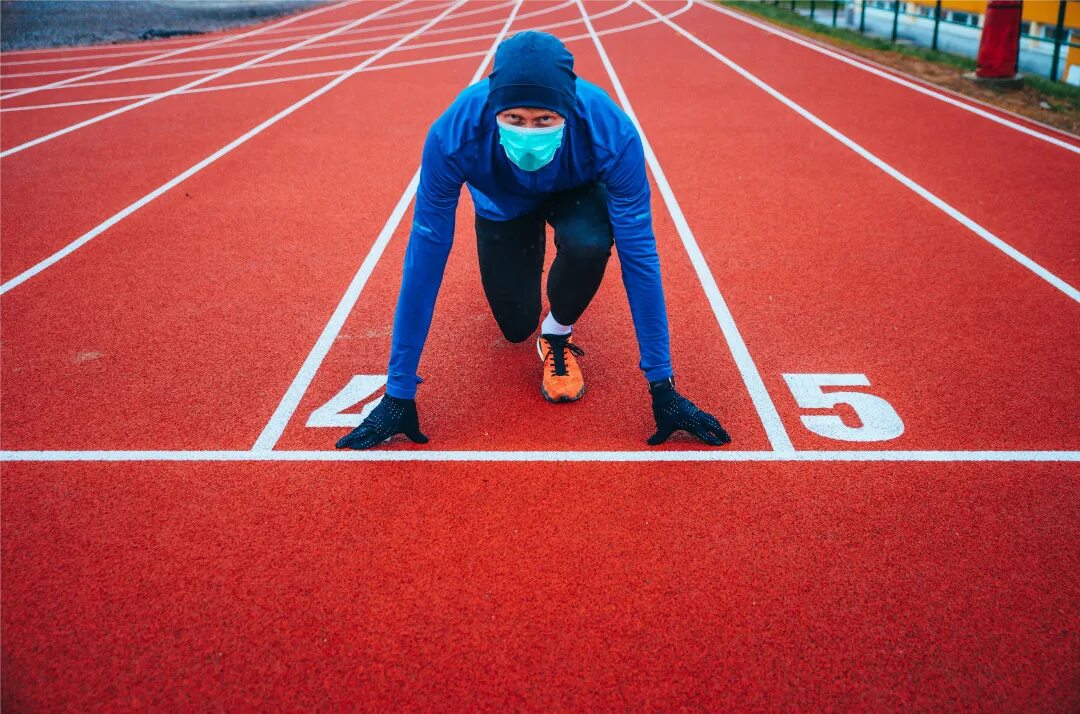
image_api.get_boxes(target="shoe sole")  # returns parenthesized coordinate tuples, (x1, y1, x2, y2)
(542, 384, 585, 403)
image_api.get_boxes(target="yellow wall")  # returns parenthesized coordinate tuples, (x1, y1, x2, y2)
(905, 0, 1080, 27)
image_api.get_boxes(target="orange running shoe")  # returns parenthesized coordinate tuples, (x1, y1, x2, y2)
(536, 333, 585, 403)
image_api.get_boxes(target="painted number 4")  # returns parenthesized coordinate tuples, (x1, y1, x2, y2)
(306, 375, 386, 428)
(782, 373, 904, 442)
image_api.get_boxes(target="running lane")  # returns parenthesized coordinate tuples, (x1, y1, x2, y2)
(0, 0, 444, 283)
(0, 3, 518, 450)
(0, 1, 412, 276)
(592, 0, 1080, 451)
(267, 2, 772, 453)
(650, 1, 1080, 288)
(0, 1, 598, 119)
(0, 1, 375, 144)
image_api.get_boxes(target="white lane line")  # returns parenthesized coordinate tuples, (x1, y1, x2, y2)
(575, 0, 794, 452)
(0, 0, 467, 297)
(1, 449, 1077, 462)
(0, 1, 465, 70)
(639, 0, 1080, 304)
(251, 0, 524, 452)
(0, 1, 456, 64)
(0, 51, 493, 112)
(0, 3, 694, 114)
(696, 0, 1080, 153)
(0, 0, 527, 78)
(8, 1, 632, 94)
(0, 0, 415, 158)
(0, 0, 357, 100)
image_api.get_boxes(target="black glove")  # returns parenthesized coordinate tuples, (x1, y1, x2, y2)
(335, 395, 429, 450)
(646, 377, 731, 446)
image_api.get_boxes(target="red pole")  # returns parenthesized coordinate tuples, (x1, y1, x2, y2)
(976, 0, 1023, 78)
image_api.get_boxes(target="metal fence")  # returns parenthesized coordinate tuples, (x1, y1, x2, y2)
(769, 0, 1079, 83)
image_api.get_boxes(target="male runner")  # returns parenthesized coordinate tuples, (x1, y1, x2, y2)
(336, 31, 730, 449)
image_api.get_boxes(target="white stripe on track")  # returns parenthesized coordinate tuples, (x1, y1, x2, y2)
(1, 449, 1077, 463)
(0, 0, 357, 100)
(575, 0, 794, 452)
(0, 0, 467, 297)
(0, 0, 454, 63)
(696, 1, 1080, 153)
(0, 2, 693, 114)
(0, 51, 493, 112)
(638, 0, 1080, 304)
(0, 0, 414, 158)
(251, 0, 524, 452)
(4, 1, 630, 95)
(0, 0, 527, 79)
(0, 1, 467, 70)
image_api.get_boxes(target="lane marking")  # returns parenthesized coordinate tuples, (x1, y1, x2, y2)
(8, 1, 633, 95)
(0, 0, 467, 296)
(0, 51, 494, 112)
(2, 449, 1077, 463)
(0, 4, 696, 115)
(696, 0, 1080, 153)
(252, 0, 524, 451)
(0, 2, 691, 113)
(0, 1, 457, 63)
(0, 0, 529, 79)
(0, 0, 415, 158)
(0, 1, 470, 71)
(251, 168, 419, 450)
(576, 0, 794, 452)
(0, 0, 358, 100)
(638, 0, 1080, 304)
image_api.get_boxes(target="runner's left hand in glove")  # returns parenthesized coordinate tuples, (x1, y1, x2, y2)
(335, 395, 428, 449)
(646, 377, 731, 446)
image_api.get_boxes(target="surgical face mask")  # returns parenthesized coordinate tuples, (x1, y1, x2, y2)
(497, 120, 565, 171)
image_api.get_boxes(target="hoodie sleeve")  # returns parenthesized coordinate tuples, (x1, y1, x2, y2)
(386, 127, 463, 399)
(602, 132, 674, 383)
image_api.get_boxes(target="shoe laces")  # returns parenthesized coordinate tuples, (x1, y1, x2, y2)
(543, 335, 584, 377)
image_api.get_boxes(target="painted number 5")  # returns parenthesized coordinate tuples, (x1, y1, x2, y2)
(782, 373, 904, 442)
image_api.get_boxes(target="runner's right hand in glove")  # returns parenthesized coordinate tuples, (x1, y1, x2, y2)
(646, 377, 731, 446)
(335, 395, 429, 449)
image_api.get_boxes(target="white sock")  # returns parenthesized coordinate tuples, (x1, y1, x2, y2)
(541, 311, 572, 336)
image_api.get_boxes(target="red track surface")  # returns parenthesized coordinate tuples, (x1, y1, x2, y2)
(2, 1, 1078, 709)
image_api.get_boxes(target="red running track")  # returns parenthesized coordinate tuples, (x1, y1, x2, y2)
(2, 0, 1078, 709)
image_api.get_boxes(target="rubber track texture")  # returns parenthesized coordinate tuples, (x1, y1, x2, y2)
(1, 1, 1078, 710)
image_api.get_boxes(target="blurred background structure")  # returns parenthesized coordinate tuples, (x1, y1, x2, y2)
(780, 0, 1079, 83)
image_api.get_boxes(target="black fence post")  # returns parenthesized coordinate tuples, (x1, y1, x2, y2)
(859, 0, 868, 32)
(931, 0, 942, 50)
(810, 0, 816, 20)
(1050, 0, 1067, 81)
(791, 0, 796, 10)
(832, 0, 840, 26)
(891, 0, 901, 42)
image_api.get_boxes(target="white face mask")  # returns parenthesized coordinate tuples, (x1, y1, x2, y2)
(497, 120, 565, 171)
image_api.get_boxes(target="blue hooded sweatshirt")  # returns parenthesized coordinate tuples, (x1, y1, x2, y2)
(385, 33, 673, 399)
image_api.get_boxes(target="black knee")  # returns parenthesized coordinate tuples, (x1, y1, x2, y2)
(490, 304, 539, 343)
(499, 320, 538, 343)
(557, 226, 613, 264)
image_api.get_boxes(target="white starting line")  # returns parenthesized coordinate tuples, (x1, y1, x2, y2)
(0, 449, 1077, 462)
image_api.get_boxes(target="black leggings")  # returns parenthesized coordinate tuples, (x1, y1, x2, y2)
(475, 181, 614, 343)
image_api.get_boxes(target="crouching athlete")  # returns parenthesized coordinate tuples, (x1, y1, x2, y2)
(336, 31, 730, 450)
